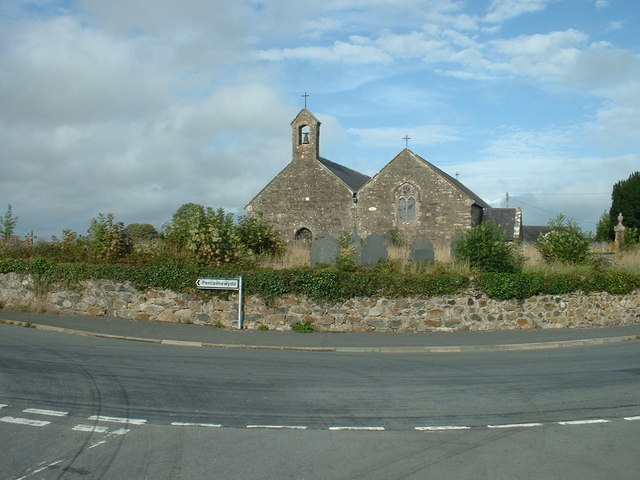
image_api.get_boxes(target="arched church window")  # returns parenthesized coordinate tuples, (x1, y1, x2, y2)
(399, 197, 407, 223)
(397, 184, 418, 224)
(299, 125, 311, 144)
(295, 227, 312, 241)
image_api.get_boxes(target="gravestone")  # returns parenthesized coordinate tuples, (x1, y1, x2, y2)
(411, 237, 435, 263)
(359, 233, 388, 265)
(310, 233, 340, 266)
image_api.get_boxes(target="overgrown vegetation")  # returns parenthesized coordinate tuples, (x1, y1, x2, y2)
(537, 215, 591, 265)
(454, 220, 523, 273)
(0, 203, 639, 302)
(291, 321, 314, 333)
(1, 204, 18, 241)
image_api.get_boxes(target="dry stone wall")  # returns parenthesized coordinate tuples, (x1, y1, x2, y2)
(1, 273, 639, 332)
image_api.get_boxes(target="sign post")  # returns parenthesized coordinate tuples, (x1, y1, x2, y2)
(196, 277, 244, 329)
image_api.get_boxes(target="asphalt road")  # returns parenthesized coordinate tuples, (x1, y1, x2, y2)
(1, 323, 639, 479)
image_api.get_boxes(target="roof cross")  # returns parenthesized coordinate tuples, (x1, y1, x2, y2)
(302, 92, 310, 109)
(403, 134, 411, 147)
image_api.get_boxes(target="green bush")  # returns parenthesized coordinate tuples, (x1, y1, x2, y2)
(89, 213, 133, 263)
(537, 215, 591, 265)
(454, 221, 522, 273)
(477, 273, 541, 300)
(184, 207, 242, 266)
(476, 270, 640, 299)
(236, 213, 284, 258)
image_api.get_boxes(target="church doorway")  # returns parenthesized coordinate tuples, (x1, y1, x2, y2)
(295, 228, 312, 241)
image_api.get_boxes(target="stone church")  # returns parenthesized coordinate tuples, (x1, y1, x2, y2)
(245, 108, 521, 251)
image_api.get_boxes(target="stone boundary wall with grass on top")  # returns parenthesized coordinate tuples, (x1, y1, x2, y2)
(1, 273, 639, 332)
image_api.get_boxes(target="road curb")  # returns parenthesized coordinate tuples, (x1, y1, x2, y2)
(3, 318, 638, 353)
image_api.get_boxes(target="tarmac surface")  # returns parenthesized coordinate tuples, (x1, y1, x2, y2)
(2, 308, 639, 353)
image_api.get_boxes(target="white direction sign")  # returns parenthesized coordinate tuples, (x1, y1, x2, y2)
(196, 278, 240, 290)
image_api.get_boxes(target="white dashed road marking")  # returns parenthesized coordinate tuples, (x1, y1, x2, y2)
(558, 419, 610, 426)
(88, 415, 147, 426)
(16, 460, 64, 480)
(23, 408, 68, 417)
(73, 424, 110, 433)
(246, 425, 308, 430)
(329, 426, 385, 431)
(415, 425, 471, 431)
(1, 416, 50, 427)
(624, 416, 640, 421)
(88, 440, 108, 449)
(171, 422, 223, 428)
(487, 423, 543, 429)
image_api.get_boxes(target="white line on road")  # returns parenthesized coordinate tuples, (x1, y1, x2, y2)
(23, 408, 68, 417)
(110, 428, 131, 435)
(88, 415, 147, 425)
(1, 416, 51, 427)
(0, 404, 7, 409)
(247, 425, 308, 430)
(558, 419, 610, 426)
(16, 460, 63, 480)
(624, 416, 640, 421)
(73, 424, 109, 433)
(415, 426, 471, 431)
(329, 426, 385, 431)
(487, 423, 543, 429)
(171, 422, 223, 428)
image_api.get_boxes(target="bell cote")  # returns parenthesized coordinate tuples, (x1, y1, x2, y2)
(291, 109, 321, 162)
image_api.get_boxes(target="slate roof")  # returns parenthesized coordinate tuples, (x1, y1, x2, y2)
(318, 157, 371, 191)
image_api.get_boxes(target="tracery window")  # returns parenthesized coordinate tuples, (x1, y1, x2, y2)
(397, 183, 418, 223)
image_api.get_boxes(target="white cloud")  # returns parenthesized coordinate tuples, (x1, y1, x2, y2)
(484, 0, 554, 24)
(454, 150, 637, 230)
(488, 30, 587, 79)
(0, 16, 171, 126)
(566, 43, 639, 87)
(259, 39, 393, 64)
(434, 69, 497, 80)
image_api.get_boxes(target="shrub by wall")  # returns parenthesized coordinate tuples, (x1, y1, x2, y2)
(1, 258, 639, 302)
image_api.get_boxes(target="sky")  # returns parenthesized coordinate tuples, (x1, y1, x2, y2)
(1, 0, 639, 239)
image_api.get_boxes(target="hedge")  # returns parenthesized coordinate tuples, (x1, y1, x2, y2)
(477, 271, 640, 300)
(1, 258, 638, 303)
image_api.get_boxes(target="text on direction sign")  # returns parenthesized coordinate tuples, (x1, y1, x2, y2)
(196, 278, 240, 290)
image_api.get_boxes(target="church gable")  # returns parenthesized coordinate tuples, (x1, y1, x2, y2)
(246, 155, 356, 241)
(246, 108, 366, 241)
(356, 149, 484, 243)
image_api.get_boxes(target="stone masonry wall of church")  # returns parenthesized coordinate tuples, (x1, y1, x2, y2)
(357, 152, 474, 246)
(248, 158, 355, 241)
